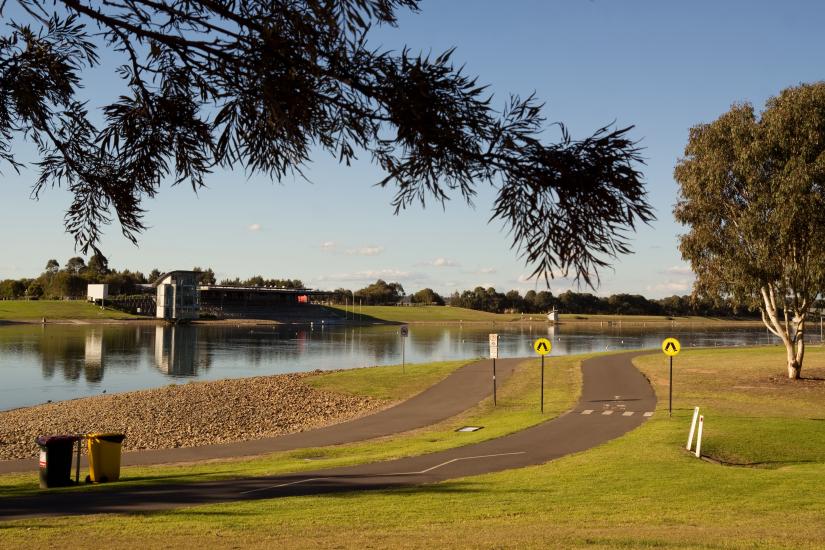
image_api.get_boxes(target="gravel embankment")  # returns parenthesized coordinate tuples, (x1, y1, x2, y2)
(0, 373, 385, 460)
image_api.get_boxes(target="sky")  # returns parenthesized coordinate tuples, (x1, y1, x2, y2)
(1, 0, 824, 297)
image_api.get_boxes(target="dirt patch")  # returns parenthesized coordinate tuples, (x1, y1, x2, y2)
(0, 372, 385, 460)
(768, 368, 825, 387)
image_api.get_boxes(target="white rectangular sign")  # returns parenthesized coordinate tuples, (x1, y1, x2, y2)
(489, 333, 499, 359)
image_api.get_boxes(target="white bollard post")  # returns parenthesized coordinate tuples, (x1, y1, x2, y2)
(695, 415, 704, 458)
(687, 407, 700, 451)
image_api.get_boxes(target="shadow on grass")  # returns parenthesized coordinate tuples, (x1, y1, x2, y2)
(0, 469, 244, 500)
(702, 455, 824, 468)
(0, 473, 489, 522)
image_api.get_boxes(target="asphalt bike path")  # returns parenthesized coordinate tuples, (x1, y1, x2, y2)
(0, 351, 656, 520)
(0, 358, 521, 474)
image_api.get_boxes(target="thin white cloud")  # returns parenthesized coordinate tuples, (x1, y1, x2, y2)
(517, 271, 560, 284)
(346, 246, 384, 256)
(247, 223, 261, 232)
(477, 267, 496, 274)
(316, 269, 410, 282)
(320, 241, 337, 252)
(431, 257, 459, 268)
(664, 265, 693, 275)
(646, 281, 692, 293)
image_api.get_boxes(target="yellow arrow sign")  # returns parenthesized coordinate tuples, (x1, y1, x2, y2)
(662, 337, 681, 357)
(534, 338, 552, 356)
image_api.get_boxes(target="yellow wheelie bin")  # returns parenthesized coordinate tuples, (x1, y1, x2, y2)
(86, 433, 126, 482)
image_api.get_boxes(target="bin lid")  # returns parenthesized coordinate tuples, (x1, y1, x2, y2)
(87, 432, 126, 443)
(35, 435, 80, 446)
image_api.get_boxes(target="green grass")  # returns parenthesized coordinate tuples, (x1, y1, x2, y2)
(633, 345, 825, 466)
(327, 304, 762, 325)
(5, 347, 825, 548)
(557, 313, 763, 324)
(305, 360, 469, 401)
(0, 300, 138, 321)
(0, 355, 581, 500)
(327, 304, 524, 323)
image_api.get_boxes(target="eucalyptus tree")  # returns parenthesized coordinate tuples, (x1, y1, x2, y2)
(674, 83, 825, 379)
(0, 0, 652, 286)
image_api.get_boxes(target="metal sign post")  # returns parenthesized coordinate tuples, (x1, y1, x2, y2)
(662, 337, 681, 417)
(541, 354, 545, 413)
(400, 325, 409, 372)
(493, 358, 496, 406)
(669, 355, 673, 416)
(533, 338, 552, 413)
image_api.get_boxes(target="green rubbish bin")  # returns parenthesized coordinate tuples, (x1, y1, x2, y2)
(86, 433, 126, 483)
(35, 435, 80, 488)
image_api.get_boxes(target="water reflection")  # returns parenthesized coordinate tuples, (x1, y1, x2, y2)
(0, 321, 784, 410)
(84, 329, 103, 382)
(153, 325, 210, 376)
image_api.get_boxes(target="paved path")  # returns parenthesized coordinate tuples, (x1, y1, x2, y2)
(0, 351, 655, 520)
(0, 358, 520, 474)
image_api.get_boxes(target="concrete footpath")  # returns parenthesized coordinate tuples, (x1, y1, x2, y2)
(0, 358, 520, 474)
(0, 351, 656, 520)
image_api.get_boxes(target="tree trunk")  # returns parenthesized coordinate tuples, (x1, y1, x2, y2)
(759, 285, 807, 380)
(786, 349, 802, 379)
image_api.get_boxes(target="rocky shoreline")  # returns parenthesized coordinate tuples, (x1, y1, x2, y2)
(0, 372, 385, 461)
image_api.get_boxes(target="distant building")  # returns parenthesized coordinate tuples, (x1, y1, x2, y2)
(87, 284, 109, 302)
(153, 271, 199, 321)
(198, 284, 327, 317)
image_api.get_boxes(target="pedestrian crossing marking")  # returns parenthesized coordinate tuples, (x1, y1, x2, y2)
(580, 410, 654, 417)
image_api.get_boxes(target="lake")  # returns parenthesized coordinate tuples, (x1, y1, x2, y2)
(0, 322, 783, 410)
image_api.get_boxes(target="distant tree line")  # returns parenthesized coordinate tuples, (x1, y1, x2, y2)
(326, 280, 407, 306)
(449, 287, 758, 317)
(322, 279, 760, 317)
(0, 259, 311, 300)
(217, 276, 304, 289)
(0, 255, 151, 300)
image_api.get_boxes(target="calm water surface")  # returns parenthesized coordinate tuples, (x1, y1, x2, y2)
(0, 322, 782, 410)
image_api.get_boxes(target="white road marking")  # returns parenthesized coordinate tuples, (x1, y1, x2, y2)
(643, 412, 654, 417)
(622, 411, 634, 416)
(239, 451, 527, 496)
(581, 409, 593, 415)
(602, 410, 614, 415)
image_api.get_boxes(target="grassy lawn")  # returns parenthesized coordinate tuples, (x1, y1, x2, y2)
(4, 346, 825, 548)
(633, 345, 825, 466)
(0, 300, 138, 321)
(327, 304, 524, 323)
(305, 360, 469, 401)
(0, 355, 581, 500)
(558, 313, 763, 324)
(326, 304, 762, 326)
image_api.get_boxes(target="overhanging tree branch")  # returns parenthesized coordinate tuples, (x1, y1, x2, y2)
(2, 0, 652, 285)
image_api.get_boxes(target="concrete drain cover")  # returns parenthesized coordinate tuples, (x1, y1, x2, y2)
(456, 426, 484, 432)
